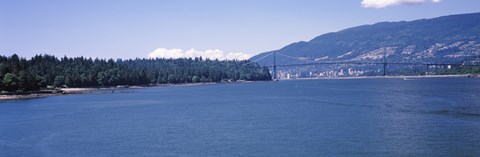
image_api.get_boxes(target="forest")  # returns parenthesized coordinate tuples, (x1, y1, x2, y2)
(0, 54, 272, 92)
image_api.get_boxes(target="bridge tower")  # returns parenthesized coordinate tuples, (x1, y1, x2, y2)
(273, 51, 277, 80)
(383, 51, 387, 76)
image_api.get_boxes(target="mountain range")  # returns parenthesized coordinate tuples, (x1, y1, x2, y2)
(250, 12, 480, 77)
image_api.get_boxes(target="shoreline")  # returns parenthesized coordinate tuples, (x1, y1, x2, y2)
(0, 88, 97, 100)
(0, 82, 240, 100)
(284, 74, 476, 80)
(1, 75, 476, 100)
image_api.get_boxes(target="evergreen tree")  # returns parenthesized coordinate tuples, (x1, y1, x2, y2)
(0, 54, 272, 92)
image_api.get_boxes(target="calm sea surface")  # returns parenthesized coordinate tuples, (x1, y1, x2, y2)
(1, 78, 480, 156)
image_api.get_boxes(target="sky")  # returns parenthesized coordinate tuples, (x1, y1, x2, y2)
(1, 0, 480, 60)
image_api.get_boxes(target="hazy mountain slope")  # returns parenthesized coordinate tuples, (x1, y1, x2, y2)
(251, 12, 480, 66)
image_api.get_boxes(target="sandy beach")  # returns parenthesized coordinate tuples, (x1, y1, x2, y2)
(0, 88, 98, 100)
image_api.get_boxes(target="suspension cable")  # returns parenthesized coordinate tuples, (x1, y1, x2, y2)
(244, 52, 275, 65)
(276, 52, 313, 61)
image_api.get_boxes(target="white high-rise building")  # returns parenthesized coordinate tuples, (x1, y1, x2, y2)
(339, 69, 344, 76)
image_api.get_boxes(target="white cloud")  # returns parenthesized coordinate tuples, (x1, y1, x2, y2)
(147, 48, 251, 60)
(361, 0, 441, 8)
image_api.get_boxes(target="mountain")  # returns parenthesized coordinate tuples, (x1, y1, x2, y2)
(251, 12, 480, 77)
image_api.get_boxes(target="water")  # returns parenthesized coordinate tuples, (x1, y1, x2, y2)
(1, 78, 480, 156)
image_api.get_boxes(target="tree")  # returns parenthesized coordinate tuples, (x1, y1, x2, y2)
(200, 76, 207, 83)
(0, 75, 4, 90)
(192, 76, 200, 83)
(35, 75, 47, 88)
(3, 73, 18, 92)
(97, 72, 106, 86)
(53, 76, 65, 87)
(0, 54, 272, 92)
(167, 74, 176, 83)
(157, 75, 167, 84)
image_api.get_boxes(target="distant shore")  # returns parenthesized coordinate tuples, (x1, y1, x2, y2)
(1, 75, 477, 100)
(288, 74, 477, 80)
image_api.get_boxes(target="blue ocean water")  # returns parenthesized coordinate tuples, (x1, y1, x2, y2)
(1, 78, 480, 156)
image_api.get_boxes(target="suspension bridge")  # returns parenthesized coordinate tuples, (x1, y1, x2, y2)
(247, 51, 480, 80)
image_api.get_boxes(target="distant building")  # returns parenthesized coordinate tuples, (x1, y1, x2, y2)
(348, 68, 353, 75)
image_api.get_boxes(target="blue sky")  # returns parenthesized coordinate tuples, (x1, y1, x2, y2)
(1, 0, 480, 59)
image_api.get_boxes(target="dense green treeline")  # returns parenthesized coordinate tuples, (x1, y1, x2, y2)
(437, 66, 480, 75)
(0, 54, 271, 92)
